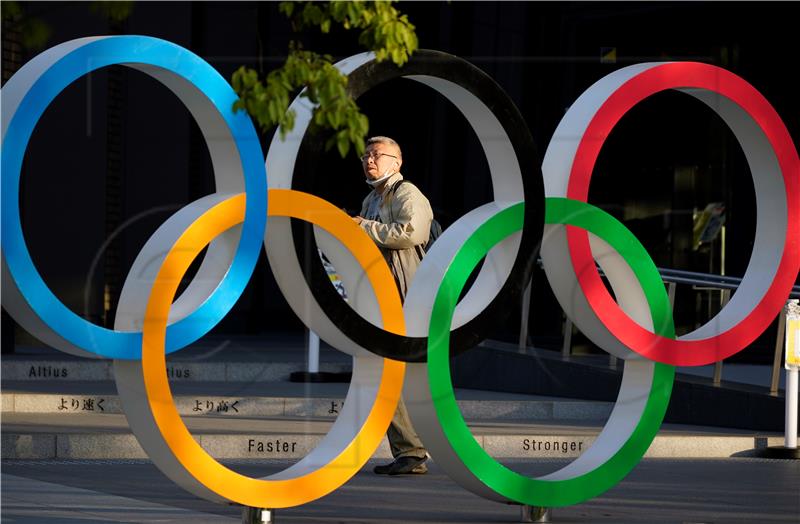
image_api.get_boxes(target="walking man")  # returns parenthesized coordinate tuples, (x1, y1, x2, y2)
(352, 136, 433, 475)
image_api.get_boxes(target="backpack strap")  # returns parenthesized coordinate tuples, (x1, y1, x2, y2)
(387, 179, 406, 223)
(389, 179, 407, 196)
(388, 179, 432, 257)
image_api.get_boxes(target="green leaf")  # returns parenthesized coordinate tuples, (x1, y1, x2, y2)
(89, 1, 134, 22)
(231, 1, 418, 149)
(21, 18, 51, 50)
(336, 130, 349, 158)
(325, 134, 337, 152)
(279, 2, 294, 17)
(3, 1, 23, 20)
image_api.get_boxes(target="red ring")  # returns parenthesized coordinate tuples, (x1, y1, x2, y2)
(566, 62, 800, 366)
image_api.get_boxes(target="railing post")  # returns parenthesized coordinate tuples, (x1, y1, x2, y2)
(561, 316, 573, 358)
(667, 281, 677, 307)
(770, 309, 788, 396)
(786, 366, 798, 450)
(307, 329, 320, 374)
(519, 279, 532, 353)
(756, 300, 800, 459)
(712, 288, 731, 386)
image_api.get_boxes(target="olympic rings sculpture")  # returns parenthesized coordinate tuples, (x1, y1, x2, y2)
(2, 36, 798, 511)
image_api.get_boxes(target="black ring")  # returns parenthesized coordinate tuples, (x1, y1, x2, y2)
(291, 49, 543, 362)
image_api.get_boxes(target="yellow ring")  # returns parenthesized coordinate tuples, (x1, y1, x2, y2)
(141, 190, 405, 508)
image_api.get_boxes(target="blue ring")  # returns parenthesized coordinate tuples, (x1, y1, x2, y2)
(1, 36, 267, 359)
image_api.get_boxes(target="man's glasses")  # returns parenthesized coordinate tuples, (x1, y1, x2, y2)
(360, 152, 398, 163)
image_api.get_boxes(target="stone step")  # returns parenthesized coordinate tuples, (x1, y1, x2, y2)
(1, 413, 782, 460)
(1, 383, 615, 421)
(2, 359, 350, 382)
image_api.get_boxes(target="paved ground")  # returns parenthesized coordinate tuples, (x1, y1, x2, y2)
(4, 335, 796, 521)
(2, 457, 798, 523)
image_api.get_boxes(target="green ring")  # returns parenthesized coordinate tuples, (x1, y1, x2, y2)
(427, 197, 675, 506)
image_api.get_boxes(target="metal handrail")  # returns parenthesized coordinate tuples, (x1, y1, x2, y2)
(656, 267, 800, 298)
(535, 257, 800, 297)
(524, 260, 798, 394)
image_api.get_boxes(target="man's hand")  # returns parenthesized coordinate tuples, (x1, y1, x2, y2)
(352, 215, 364, 225)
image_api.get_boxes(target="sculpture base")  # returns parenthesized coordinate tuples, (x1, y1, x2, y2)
(519, 505, 551, 522)
(242, 507, 273, 523)
(289, 371, 352, 383)
(752, 446, 800, 459)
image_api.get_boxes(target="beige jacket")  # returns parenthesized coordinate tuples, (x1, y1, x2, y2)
(359, 173, 433, 300)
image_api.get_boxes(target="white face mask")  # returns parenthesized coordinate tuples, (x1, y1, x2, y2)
(365, 170, 394, 187)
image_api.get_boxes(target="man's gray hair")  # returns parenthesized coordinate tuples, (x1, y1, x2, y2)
(366, 136, 402, 158)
